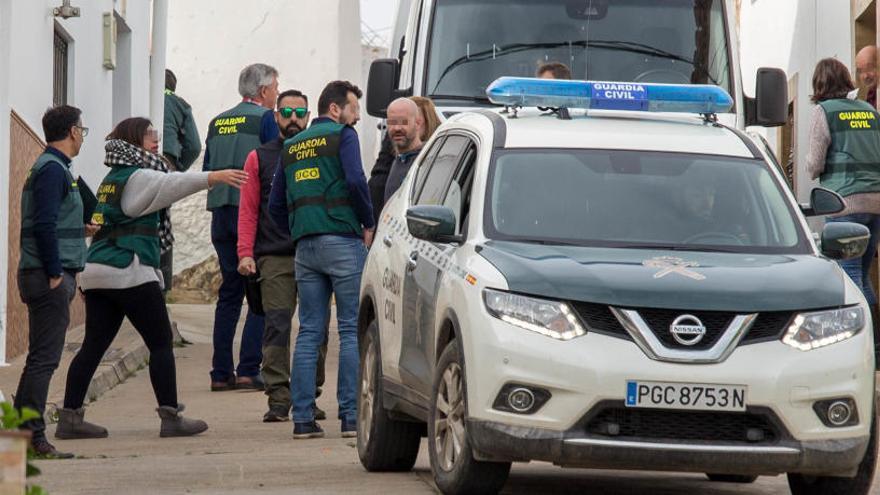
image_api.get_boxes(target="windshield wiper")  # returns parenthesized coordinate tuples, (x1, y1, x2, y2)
(614, 243, 739, 253)
(430, 39, 718, 96)
(429, 94, 492, 104)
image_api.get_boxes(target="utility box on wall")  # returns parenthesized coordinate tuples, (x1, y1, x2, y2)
(103, 11, 116, 69)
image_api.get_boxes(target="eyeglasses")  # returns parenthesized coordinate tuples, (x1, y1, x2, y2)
(279, 107, 308, 119)
(76, 126, 89, 137)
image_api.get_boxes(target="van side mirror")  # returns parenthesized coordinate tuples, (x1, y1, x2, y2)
(801, 188, 846, 217)
(367, 59, 411, 118)
(821, 222, 870, 260)
(745, 67, 787, 127)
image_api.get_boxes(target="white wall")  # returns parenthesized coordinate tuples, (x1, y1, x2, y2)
(0, 0, 159, 362)
(167, 0, 369, 274)
(740, 0, 853, 201)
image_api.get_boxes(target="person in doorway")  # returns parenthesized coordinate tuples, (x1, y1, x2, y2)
(537, 61, 572, 80)
(269, 80, 375, 439)
(236, 90, 328, 422)
(14, 105, 98, 458)
(55, 117, 248, 440)
(381, 98, 425, 205)
(205, 63, 280, 392)
(856, 45, 878, 109)
(806, 58, 880, 362)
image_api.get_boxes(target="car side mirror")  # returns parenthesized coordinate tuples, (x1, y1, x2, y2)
(801, 188, 846, 217)
(406, 205, 461, 244)
(746, 67, 787, 127)
(821, 222, 870, 260)
(367, 59, 411, 118)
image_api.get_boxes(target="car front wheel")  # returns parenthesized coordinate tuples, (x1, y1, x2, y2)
(428, 339, 511, 495)
(787, 408, 878, 495)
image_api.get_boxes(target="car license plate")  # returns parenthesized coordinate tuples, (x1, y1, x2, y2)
(625, 380, 747, 412)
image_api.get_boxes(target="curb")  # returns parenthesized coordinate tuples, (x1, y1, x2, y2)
(44, 321, 184, 424)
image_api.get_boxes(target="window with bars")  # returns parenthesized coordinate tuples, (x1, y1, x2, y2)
(53, 30, 69, 107)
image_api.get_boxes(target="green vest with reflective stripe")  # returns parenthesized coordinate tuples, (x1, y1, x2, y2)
(204, 102, 265, 209)
(19, 152, 87, 271)
(818, 98, 880, 197)
(87, 166, 160, 268)
(282, 121, 362, 241)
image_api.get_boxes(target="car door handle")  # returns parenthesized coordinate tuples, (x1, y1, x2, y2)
(383, 235, 393, 248)
(406, 251, 419, 272)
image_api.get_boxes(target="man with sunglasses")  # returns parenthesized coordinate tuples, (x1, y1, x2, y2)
(15, 105, 99, 458)
(237, 90, 328, 422)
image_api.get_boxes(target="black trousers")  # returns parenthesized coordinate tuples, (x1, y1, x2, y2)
(14, 269, 77, 442)
(63, 282, 178, 410)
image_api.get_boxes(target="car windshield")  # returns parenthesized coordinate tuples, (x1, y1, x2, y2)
(426, 0, 732, 102)
(485, 149, 810, 254)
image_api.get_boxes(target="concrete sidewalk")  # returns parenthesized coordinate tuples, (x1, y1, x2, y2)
(0, 317, 155, 425)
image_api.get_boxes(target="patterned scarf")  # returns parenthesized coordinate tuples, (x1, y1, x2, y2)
(104, 139, 174, 252)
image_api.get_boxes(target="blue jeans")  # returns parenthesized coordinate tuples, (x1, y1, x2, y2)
(827, 213, 880, 305)
(291, 235, 367, 423)
(210, 206, 265, 382)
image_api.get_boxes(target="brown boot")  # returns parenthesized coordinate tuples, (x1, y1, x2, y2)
(55, 407, 108, 440)
(156, 405, 208, 438)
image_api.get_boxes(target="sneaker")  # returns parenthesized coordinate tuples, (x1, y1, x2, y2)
(210, 376, 236, 392)
(341, 417, 357, 438)
(293, 421, 325, 439)
(314, 404, 327, 421)
(263, 406, 290, 423)
(31, 439, 75, 459)
(235, 375, 265, 391)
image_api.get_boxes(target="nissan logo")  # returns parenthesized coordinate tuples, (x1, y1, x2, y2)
(670, 314, 707, 346)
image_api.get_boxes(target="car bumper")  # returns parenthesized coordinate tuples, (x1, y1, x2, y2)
(468, 418, 870, 476)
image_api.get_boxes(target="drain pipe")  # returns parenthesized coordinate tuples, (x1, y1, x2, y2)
(149, 0, 168, 128)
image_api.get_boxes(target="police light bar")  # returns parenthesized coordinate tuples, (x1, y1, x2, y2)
(486, 77, 734, 115)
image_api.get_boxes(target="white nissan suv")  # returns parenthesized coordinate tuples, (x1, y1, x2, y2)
(355, 78, 878, 495)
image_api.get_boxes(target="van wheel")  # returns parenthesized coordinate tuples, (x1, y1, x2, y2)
(428, 339, 511, 495)
(787, 409, 878, 495)
(357, 320, 421, 471)
(706, 474, 758, 483)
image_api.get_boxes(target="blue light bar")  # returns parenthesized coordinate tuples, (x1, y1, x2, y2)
(485, 77, 734, 114)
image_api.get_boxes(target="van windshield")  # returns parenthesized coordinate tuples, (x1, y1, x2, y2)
(426, 0, 732, 102)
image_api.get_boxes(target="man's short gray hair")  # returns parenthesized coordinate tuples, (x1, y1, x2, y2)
(238, 63, 278, 98)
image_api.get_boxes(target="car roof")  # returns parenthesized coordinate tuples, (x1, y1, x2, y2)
(450, 109, 756, 159)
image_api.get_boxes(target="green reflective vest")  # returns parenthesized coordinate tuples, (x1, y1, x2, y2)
(204, 102, 266, 210)
(19, 152, 87, 271)
(87, 166, 160, 268)
(819, 98, 880, 197)
(282, 121, 362, 241)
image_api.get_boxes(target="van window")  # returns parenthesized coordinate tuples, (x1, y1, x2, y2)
(426, 0, 731, 102)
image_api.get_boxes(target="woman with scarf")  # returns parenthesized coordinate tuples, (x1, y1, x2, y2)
(55, 117, 247, 439)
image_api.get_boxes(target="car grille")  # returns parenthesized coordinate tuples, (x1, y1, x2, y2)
(584, 403, 781, 444)
(570, 302, 793, 348)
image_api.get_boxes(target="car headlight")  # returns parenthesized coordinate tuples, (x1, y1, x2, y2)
(782, 306, 865, 351)
(483, 288, 586, 341)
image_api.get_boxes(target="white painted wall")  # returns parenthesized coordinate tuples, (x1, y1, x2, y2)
(167, 0, 370, 274)
(0, 0, 161, 362)
(740, 0, 853, 202)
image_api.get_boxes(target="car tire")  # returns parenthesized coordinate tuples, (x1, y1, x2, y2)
(428, 339, 511, 495)
(357, 320, 422, 472)
(787, 408, 878, 495)
(705, 474, 758, 483)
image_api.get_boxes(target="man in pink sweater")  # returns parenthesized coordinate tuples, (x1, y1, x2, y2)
(237, 90, 327, 422)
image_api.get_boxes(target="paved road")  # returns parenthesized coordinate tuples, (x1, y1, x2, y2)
(33, 305, 878, 494)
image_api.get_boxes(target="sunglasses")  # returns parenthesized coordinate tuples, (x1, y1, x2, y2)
(279, 107, 308, 119)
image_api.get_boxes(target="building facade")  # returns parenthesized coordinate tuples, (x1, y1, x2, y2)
(0, 0, 166, 362)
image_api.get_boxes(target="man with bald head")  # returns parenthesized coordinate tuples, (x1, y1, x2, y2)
(856, 45, 878, 108)
(382, 98, 425, 205)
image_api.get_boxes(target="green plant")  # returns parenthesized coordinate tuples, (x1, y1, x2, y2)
(1, 402, 47, 494)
